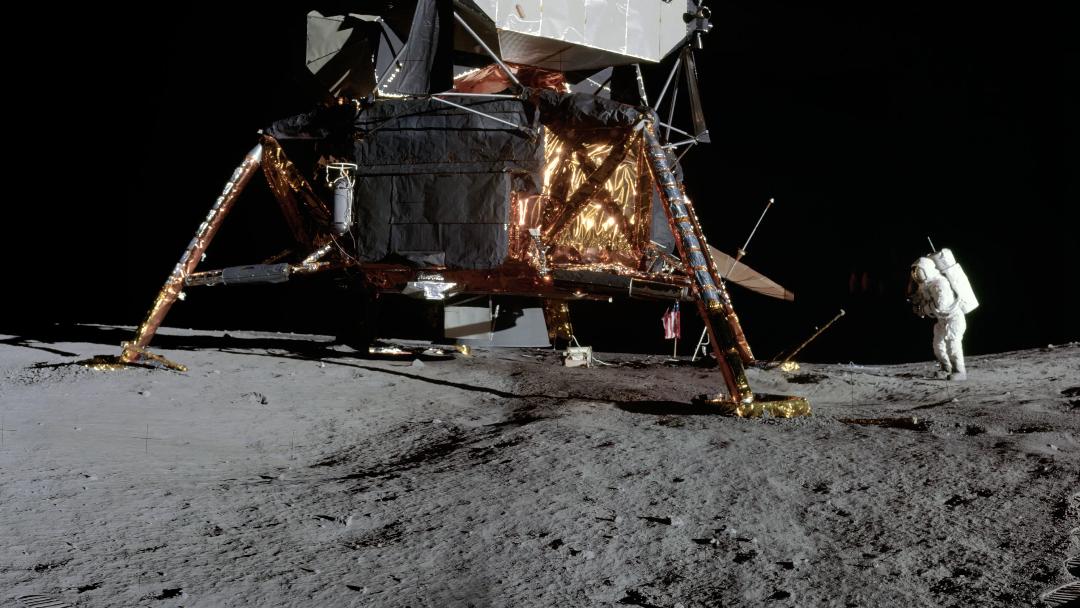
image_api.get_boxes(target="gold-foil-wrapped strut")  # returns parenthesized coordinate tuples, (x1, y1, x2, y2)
(118, 343, 188, 372)
(642, 120, 754, 405)
(682, 192, 754, 363)
(261, 136, 331, 249)
(122, 142, 264, 363)
(642, 124, 722, 309)
(693, 298, 754, 405)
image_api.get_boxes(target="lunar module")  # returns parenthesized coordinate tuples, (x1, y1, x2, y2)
(121, 0, 809, 417)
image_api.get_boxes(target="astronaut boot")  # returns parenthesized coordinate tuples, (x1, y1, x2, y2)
(948, 358, 966, 381)
(934, 360, 952, 379)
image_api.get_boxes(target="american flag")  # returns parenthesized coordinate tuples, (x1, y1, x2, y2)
(662, 302, 681, 340)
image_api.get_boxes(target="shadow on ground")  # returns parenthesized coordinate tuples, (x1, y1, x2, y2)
(1, 323, 732, 416)
(0, 324, 380, 362)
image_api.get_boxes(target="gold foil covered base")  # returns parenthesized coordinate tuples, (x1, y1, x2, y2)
(77, 351, 187, 372)
(76, 355, 146, 371)
(118, 344, 188, 372)
(693, 393, 811, 418)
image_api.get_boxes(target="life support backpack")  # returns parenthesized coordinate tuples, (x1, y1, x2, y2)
(929, 248, 979, 314)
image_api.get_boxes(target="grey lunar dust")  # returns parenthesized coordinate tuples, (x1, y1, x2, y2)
(1, 326, 1078, 607)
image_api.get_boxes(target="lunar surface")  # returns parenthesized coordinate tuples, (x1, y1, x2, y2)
(2, 325, 1077, 607)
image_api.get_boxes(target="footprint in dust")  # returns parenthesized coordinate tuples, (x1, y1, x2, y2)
(1040, 581, 1079, 607)
(1038, 492, 1080, 607)
(17, 596, 74, 608)
(1061, 386, 1080, 409)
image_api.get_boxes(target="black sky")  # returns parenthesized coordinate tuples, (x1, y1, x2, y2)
(15, 2, 1078, 364)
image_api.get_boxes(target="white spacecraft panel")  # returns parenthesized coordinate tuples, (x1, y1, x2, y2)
(584, 0, 629, 58)
(469, 0, 688, 69)
(538, 0, 585, 46)
(497, 0, 542, 35)
(658, 1, 689, 55)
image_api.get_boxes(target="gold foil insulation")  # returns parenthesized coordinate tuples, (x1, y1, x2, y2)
(453, 62, 570, 94)
(542, 299, 575, 341)
(509, 128, 653, 270)
(695, 393, 812, 418)
(76, 355, 147, 371)
(118, 344, 188, 372)
(261, 136, 331, 249)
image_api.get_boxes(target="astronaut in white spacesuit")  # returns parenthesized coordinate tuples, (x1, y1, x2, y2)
(910, 256, 967, 380)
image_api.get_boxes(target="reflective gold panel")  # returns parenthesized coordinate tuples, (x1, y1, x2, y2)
(536, 129, 653, 267)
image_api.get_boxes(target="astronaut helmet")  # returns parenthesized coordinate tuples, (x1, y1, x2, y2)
(911, 257, 938, 283)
